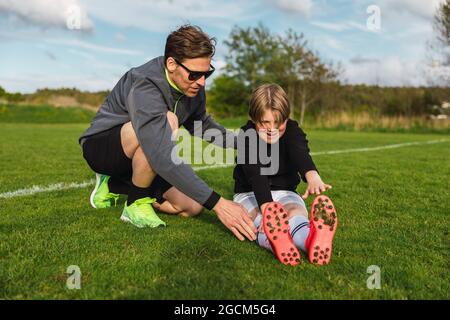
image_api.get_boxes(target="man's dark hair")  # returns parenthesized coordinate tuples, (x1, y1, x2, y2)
(164, 24, 216, 65)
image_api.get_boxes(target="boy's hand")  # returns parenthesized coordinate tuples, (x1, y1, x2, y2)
(302, 170, 332, 199)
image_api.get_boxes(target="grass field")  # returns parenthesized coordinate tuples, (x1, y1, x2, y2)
(0, 108, 449, 299)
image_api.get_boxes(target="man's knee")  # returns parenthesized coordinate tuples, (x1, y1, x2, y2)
(121, 122, 140, 158)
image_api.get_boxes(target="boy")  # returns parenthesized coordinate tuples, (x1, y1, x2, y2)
(233, 84, 338, 265)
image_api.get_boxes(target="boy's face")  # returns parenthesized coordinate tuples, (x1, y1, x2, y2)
(255, 109, 287, 144)
(166, 56, 211, 97)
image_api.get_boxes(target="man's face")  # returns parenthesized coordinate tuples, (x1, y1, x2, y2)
(166, 56, 211, 97)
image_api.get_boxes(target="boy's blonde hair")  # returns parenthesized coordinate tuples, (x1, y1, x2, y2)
(248, 84, 290, 124)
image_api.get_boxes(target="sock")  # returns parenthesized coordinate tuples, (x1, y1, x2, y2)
(127, 183, 150, 206)
(254, 214, 273, 252)
(289, 215, 311, 253)
(108, 177, 131, 195)
(254, 214, 311, 253)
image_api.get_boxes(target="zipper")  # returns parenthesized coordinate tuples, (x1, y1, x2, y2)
(173, 95, 184, 115)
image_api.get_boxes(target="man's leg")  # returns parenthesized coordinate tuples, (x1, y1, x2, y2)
(83, 125, 132, 209)
(120, 110, 179, 203)
(153, 187, 203, 217)
(145, 111, 202, 217)
(120, 122, 158, 205)
(107, 110, 179, 197)
(119, 121, 166, 227)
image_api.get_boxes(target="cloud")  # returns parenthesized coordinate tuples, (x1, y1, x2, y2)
(316, 35, 345, 51)
(377, 0, 444, 21)
(66, 48, 131, 72)
(78, 0, 256, 33)
(45, 51, 57, 61)
(45, 38, 144, 56)
(343, 56, 427, 87)
(311, 20, 368, 32)
(115, 32, 127, 42)
(310, 21, 349, 32)
(272, 0, 313, 17)
(0, 0, 94, 31)
(349, 55, 380, 64)
(0, 73, 118, 93)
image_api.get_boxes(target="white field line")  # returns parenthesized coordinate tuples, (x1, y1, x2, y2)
(1, 139, 448, 199)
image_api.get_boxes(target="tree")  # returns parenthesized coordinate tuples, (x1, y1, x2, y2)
(207, 74, 250, 117)
(426, 0, 450, 86)
(223, 24, 340, 124)
(434, 0, 450, 48)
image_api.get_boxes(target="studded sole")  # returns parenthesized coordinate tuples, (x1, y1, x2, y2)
(262, 202, 301, 266)
(308, 195, 337, 265)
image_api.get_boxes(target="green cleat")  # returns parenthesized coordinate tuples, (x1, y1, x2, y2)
(120, 197, 166, 228)
(90, 173, 120, 209)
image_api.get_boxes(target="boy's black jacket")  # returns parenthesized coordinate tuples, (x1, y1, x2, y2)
(233, 119, 318, 208)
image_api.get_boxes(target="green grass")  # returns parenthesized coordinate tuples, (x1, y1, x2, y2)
(0, 104, 96, 123)
(0, 121, 449, 299)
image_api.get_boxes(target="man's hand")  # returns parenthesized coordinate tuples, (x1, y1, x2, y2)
(302, 170, 332, 199)
(213, 197, 257, 241)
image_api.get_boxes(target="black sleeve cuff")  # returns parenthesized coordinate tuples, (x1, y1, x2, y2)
(203, 190, 221, 210)
(300, 165, 319, 183)
(251, 176, 273, 209)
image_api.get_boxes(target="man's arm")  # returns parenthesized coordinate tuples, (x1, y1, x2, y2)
(127, 79, 220, 209)
(128, 80, 256, 240)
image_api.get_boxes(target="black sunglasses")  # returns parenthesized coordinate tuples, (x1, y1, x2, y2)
(174, 58, 215, 81)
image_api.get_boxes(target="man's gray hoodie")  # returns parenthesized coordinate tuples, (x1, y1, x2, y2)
(79, 56, 236, 210)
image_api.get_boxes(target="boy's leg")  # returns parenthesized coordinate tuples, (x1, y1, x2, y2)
(233, 193, 270, 248)
(253, 212, 273, 251)
(274, 191, 311, 253)
(252, 203, 311, 253)
(306, 195, 338, 265)
(284, 203, 310, 253)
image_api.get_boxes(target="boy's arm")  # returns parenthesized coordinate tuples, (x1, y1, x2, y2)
(242, 164, 273, 209)
(285, 121, 318, 182)
(238, 133, 273, 209)
(285, 121, 332, 198)
(302, 170, 332, 199)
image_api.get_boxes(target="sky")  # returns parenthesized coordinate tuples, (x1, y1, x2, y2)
(0, 0, 446, 93)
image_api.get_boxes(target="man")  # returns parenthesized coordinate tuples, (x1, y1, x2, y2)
(79, 25, 256, 241)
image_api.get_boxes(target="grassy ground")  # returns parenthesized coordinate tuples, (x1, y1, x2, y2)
(0, 111, 449, 299)
(0, 104, 96, 124)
